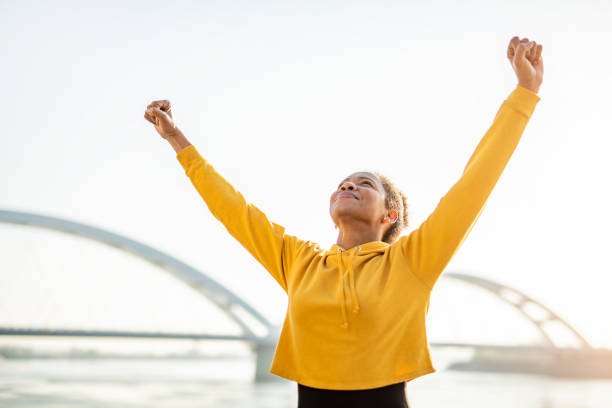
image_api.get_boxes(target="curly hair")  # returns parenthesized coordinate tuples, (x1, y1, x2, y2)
(372, 172, 409, 244)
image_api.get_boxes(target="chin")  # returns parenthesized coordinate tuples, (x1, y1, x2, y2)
(331, 204, 365, 223)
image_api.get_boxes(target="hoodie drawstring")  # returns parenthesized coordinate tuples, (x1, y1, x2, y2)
(337, 247, 361, 329)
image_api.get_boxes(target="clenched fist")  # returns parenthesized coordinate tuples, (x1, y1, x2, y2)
(144, 100, 183, 140)
(507, 36, 544, 94)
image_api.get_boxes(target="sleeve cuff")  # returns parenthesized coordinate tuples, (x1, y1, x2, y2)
(506, 85, 541, 118)
(176, 144, 201, 170)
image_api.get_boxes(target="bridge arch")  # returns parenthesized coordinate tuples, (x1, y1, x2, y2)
(1, 209, 590, 350)
(0, 209, 277, 344)
(444, 272, 591, 349)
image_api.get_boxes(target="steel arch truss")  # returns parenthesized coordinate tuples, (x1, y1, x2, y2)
(444, 272, 591, 349)
(1, 209, 590, 350)
(0, 209, 276, 343)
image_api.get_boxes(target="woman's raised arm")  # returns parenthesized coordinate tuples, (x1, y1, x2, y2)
(144, 101, 300, 293)
(398, 36, 544, 290)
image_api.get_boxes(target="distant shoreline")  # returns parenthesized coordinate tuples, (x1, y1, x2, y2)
(0, 355, 250, 360)
(0, 346, 250, 360)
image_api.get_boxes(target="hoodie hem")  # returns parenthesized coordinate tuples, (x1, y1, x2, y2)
(269, 366, 436, 390)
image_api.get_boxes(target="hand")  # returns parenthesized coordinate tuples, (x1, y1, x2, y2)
(144, 100, 183, 140)
(507, 36, 544, 94)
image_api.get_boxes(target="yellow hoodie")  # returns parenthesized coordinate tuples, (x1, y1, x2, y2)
(176, 85, 540, 390)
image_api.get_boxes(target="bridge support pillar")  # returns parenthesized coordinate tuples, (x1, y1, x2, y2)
(253, 342, 285, 383)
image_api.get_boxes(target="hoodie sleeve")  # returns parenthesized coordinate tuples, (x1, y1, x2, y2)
(399, 85, 541, 289)
(176, 144, 300, 293)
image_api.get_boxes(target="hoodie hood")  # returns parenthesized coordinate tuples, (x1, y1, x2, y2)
(325, 241, 389, 329)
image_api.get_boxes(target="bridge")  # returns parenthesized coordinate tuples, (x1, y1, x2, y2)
(2, 209, 611, 380)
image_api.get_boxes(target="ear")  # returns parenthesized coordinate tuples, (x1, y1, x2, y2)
(384, 210, 398, 224)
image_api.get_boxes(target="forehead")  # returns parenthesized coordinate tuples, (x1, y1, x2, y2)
(339, 172, 381, 185)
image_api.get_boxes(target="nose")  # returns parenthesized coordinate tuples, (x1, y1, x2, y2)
(339, 181, 356, 191)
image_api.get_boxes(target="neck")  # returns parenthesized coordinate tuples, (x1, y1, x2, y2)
(335, 223, 384, 250)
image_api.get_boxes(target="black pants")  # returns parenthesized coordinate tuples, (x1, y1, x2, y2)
(297, 381, 409, 408)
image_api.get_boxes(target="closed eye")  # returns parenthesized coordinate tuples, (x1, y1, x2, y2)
(336, 177, 377, 190)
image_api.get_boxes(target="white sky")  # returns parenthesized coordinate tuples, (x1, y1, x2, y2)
(1, 0, 612, 354)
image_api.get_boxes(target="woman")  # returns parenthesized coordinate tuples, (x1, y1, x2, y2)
(144, 35, 543, 408)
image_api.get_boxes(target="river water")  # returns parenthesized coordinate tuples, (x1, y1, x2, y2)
(1, 356, 611, 407)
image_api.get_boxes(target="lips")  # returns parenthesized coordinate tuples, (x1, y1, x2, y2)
(337, 192, 358, 200)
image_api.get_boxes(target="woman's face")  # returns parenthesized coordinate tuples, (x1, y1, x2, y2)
(329, 172, 388, 228)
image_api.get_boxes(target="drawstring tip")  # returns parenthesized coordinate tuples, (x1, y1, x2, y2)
(340, 322, 348, 329)
(352, 307, 360, 314)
